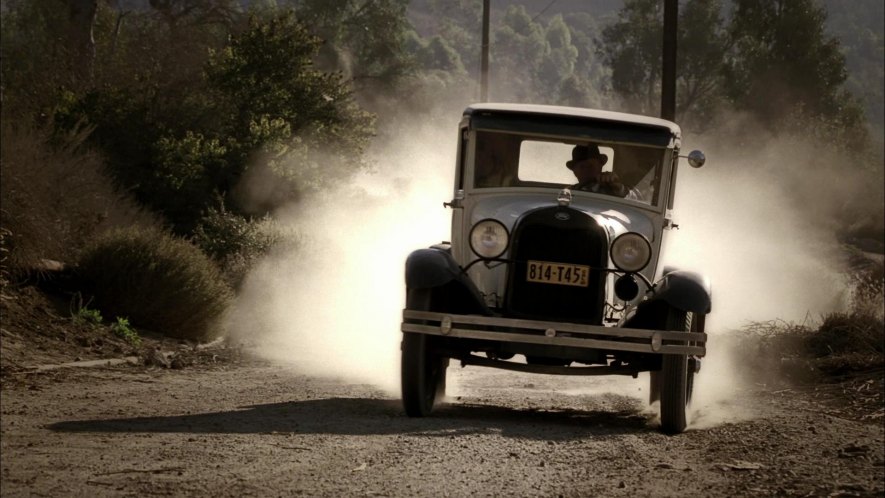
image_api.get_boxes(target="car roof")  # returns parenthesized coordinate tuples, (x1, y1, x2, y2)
(464, 103, 681, 136)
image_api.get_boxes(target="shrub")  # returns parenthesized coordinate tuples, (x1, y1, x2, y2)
(73, 306, 103, 327)
(192, 206, 296, 287)
(76, 227, 232, 341)
(847, 256, 884, 319)
(110, 317, 141, 347)
(809, 311, 884, 357)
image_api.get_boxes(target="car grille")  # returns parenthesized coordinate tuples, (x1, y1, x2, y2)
(504, 207, 608, 324)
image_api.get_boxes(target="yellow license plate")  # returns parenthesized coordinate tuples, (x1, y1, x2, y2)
(526, 260, 590, 287)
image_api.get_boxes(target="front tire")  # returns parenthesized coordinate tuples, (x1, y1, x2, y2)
(401, 288, 447, 417)
(657, 307, 696, 434)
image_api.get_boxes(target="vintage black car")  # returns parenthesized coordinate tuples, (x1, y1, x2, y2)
(401, 104, 710, 433)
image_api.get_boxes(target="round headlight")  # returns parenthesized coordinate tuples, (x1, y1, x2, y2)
(469, 219, 509, 258)
(610, 233, 651, 272)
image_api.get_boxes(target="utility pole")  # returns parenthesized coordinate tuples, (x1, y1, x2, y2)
(661, 0, 677, 120)
(480, 0, 490, 102)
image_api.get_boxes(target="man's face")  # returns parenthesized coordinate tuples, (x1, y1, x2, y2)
(571, 157, 604, 184)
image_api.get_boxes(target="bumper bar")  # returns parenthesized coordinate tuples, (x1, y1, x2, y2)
(401, 310, 706, 356)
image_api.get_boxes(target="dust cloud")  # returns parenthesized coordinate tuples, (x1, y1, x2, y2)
(226, 111, 458, 394)
(660, 130, 863, 427)
(661, 137, 853, 332)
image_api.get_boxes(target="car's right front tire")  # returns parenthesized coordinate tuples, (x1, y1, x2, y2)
(401, 288, 447, 417)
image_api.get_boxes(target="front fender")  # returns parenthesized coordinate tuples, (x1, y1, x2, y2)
(404, 248, 490, 315)
(405, 248, 462, 289)
(650, 270, 712, 314)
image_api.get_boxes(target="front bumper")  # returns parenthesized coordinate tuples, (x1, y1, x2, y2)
(401, 310, 706, 356)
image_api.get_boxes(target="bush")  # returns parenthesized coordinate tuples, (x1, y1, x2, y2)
(194, 206, 277, 287)
(76, 227, 232, 341)
(810, 311, 884, 357)
(847, 256, 884, 319)
(73, 306, 103, 327)
(110, 317, 141, 347)
(192, 206, 298, 287)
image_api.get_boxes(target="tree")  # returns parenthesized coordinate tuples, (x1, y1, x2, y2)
(491, 5, 549, 102)
(1, 0, 98, 117)
(599, 0, 865, 143)
(599, 0, 729, 126)
(823, 0, 885, 131)
(287, 0, 414, 96)
(562, 12, 609, 107)
(56, 11, 375, 233)
(675, 0, 729, 127)
(198, 12, 376, 217)
(428, 0, 482, 76)
(415, 35, 468, 74)
(724, 0, 867, 144)
(537, 15, 579, 91)
(147, 0, 241, 35)
(65, 0, 99, 79)
(599, 0, 663, 116)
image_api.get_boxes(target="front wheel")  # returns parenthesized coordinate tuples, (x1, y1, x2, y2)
(660, 349, 689, 434)
(656, 307, 698, 434)
(401, 289, 447, 417)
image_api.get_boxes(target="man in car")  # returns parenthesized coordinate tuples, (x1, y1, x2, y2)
(567, 144, 641, 200)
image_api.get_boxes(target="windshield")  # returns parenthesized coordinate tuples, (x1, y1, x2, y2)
(473, 130, 665, 205)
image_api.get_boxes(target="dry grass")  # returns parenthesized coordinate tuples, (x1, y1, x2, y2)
(727, 258, 884, 386)
(0, 119, 158, 280)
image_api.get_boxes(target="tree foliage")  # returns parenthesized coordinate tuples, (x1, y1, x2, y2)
(599, 0, 866, 144)
(286, 0, 414, 96)
(823, 0, 884, 130)
(38, 9, 376, 233)
(2, 0, 879, 270)
(600, 0, 664, 115)
(427, 0, 482, 75)
(600, 0, 733, 128)
(1, 0, 88, 116)
(724, 0, 867, 144)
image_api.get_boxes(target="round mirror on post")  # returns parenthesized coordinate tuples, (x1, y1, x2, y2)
(687, 150, 706, 168)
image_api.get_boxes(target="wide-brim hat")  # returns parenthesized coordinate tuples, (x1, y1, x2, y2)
(567, 144, 608, 169)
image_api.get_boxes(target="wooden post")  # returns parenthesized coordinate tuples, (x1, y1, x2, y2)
(661, 0, 677, 120)
(480, 0, 490, 102)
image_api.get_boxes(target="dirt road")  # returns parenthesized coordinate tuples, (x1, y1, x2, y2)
(1, 359, 883, 497)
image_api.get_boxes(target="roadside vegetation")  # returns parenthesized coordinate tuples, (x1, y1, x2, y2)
(0, 0, 881, 375)
(729, 254, 884, 389)
(77, 227, 231, 341)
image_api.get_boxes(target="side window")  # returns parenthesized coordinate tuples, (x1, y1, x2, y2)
(474, 131, 520, 188)
(612, 145, 663, 204)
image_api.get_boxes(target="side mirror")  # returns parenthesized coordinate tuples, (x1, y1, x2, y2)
(686, 150, 706, 168)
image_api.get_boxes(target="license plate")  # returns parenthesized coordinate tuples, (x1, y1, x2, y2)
(526, 260, 590, 287)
